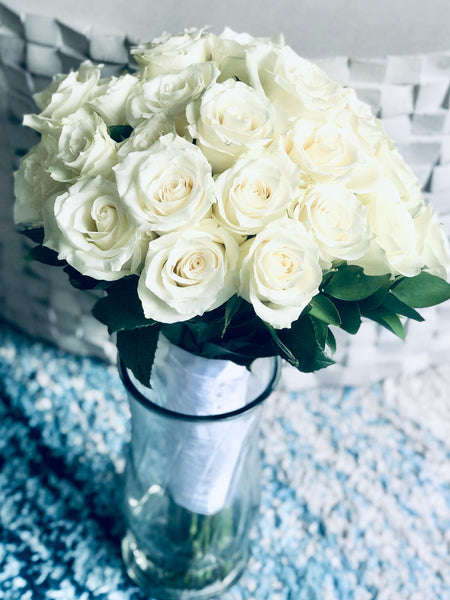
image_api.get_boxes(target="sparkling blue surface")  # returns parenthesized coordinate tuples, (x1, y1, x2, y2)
(1, 319, 449, 600)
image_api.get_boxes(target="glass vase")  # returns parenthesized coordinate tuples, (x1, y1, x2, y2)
(119, 335, 279, 599)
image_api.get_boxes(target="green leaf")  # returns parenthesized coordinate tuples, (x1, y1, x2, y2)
(183, 319, 219, 346)
(161, 322, 185, 349)
(19, 227, 45, 243)
(362, 306, 406, 340)
(109, 125, 133, 142)
(162, 310, 277, 364)
(200, 341, 270, 368)
(392, 271, 450, 308)
(222, 295, 243, 337)
(332, 299, 361, 334)
(270, 315, 335, 372)
(265, 323, 299, 369)
(325, 265, 392, 301)
(320, 268, 336, 288)
(358, 285, 389, 312)
(382, 292, 424, 322)
(326, 327, 337, 355)
(308, 294, 341, 326)
(63, 265, 101, 290)
(27, 244, 65, 267)
(309, 315, 329, 349)
(92, 276, 155, 333)
(117, 324, 163, 387)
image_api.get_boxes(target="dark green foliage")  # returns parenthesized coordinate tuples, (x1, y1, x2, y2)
(90, 262, 450, 386)
(108, 125, 133, 142)
(391, 271, 450, 308)
(20, 227, 450, 388)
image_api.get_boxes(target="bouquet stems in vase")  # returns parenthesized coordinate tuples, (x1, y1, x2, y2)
(14, 26, 450, 599)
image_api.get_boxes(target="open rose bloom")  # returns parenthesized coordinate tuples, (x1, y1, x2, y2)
(14, 28, 450, 385)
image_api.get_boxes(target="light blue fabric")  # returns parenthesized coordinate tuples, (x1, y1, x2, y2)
(0, 319, 449, 599)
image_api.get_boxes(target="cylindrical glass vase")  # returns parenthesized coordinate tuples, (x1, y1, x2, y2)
(119, 335, 279, 599)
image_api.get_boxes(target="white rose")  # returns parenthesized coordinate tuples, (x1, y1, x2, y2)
(218, 28, 284, 48)
(35, 108, 117, 183)
(209, 32, 251, 85)
(239, 218, 322, 329)
(340, 88, 390, 150)
(209, 29, 283, 86)
(117, 114, 176, 158)
(137, 218, 239, 323)
(347, 241, 394, 277)
(376, 141, 424, 216)
(213, 146, 300, 236)
(131, 29, 211, 78)
(248, 44, 344, 117)
(291, 183, 370, 265)
(126, 62, 219, 128)
(88, 73, 138, 126)
(187, 78, 277, 173)
(414, 205, 450, 278)
(114, 133, 215, 234)
(284, 116, 380, 192)
(33, 61, 102, 119)
(14, 142, 65, 226)
(357, 180, 423, 277)
(42, 176, 147, 280)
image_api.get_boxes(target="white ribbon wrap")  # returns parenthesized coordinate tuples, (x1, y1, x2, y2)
(130, 335, 274, 515)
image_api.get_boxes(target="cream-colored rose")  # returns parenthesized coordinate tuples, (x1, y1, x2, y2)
(126, 62, 219, 127)
(42, 176, 147, 280)
(358, 180, 424, 276)
(31, 108, 117, 183)
(339, 88, 390, 151)
(131, 29, 211, 78)
(414, 204, 450, 278)
(239, 218, 322, 329)
(117, 114, 176, 158)
(88, 73, 138, 126)
(218, 28, 283, 47)
(348, 241, 393, 277)
(213, 146, 300, 236)
(376, 141, 424, 216)
(187, 78, 277, 173)
(13, 142, 66, 226)
(291, 183, 370, 265)
(249, 44, 345, 117)
(137, 218, 239, 323)
(114, 133, 215, 234)
(284, 116, 380, 192)
(209, 29, 283, 86)
(33, 61, 102, 119)
(209, 32, 251, 85)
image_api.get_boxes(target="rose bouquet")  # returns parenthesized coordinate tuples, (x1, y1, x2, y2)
(14, 28, 450, 388)
(13, 27, 450, 598)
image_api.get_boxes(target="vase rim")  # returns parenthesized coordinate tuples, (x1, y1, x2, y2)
(118, 356, 280, 422)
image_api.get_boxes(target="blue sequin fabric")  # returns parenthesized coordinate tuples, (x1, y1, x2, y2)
(1, 319, 449, 600)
